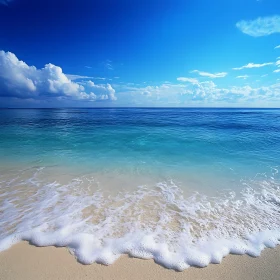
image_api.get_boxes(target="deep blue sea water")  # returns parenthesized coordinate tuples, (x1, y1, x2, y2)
(0, 108, 280, 270)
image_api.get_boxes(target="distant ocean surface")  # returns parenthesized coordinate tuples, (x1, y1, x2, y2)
(1, 108, 280, 270)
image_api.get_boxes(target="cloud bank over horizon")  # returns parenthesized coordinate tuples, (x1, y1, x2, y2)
(1, 48, 280, 107)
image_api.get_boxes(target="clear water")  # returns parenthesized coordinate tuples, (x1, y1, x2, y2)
(0, 108, 280, 270)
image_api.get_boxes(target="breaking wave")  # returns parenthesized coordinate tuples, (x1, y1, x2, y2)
(0, 166, 280, 271)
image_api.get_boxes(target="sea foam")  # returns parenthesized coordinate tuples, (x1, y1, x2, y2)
(0, 167, 280, 271)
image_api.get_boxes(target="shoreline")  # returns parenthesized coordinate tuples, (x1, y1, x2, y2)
(0, 242, 280, 280)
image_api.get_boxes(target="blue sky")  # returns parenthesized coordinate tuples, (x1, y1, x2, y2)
(1, 0, 280, 107)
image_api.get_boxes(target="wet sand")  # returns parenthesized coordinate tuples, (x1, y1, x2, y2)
(0, 242, 280, 280)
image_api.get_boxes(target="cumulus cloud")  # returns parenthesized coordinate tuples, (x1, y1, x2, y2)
(177, 77, 199, 83)
(191, 70, 227, 78)
(236, 15, 280, 37)
(2, 51, 280, 107)
(0, 50, 117, 102)
(87, 80, 117, 100)
(120, 83, 193, 102)
(233, 62, 273, 70)
(121, 81, 218, 104)
(118, 78, 280, 107)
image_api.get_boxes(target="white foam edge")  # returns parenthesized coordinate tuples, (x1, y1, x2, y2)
(0, 228, 279, 271)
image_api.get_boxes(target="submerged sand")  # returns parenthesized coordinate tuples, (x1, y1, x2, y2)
(0, 242, 279, 280)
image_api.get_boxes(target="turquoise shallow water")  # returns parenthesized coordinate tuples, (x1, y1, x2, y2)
(0, 108, 280, 269)
(1, 108, 279, 187)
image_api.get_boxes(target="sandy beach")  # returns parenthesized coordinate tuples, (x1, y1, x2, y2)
(0, 242, 279, 280)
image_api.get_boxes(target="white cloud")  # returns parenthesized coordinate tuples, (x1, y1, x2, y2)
(177, 77, 199, 83)
(87, 81, 117, 100)
(275, 45, 280, 49)
(117, 79, 280, 107)
(66, 74, 93, 80)
(233, 62, 273, 70)
(121, 83, 193, 99)
(0, 50, 117, 102)
(191, 70, 227, 78)
(121, 81, 218, 104)
(236, 15, 280, 37)
(236, 75, 249, 79)
(3, 51, 280, 107)
(274, 60, 280, 72)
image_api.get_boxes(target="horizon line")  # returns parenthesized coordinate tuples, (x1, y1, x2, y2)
(1, 107, 280, 110)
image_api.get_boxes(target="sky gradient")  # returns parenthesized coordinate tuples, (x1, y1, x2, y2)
(1, 0, 280, 107)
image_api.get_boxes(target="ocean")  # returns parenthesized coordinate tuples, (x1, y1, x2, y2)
(0, 108, 280, 270)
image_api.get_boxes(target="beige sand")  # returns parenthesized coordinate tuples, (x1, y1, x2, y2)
(0, 242, 280, 280)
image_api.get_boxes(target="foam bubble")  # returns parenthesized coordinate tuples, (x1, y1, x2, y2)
(1, 167, 280, 270)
